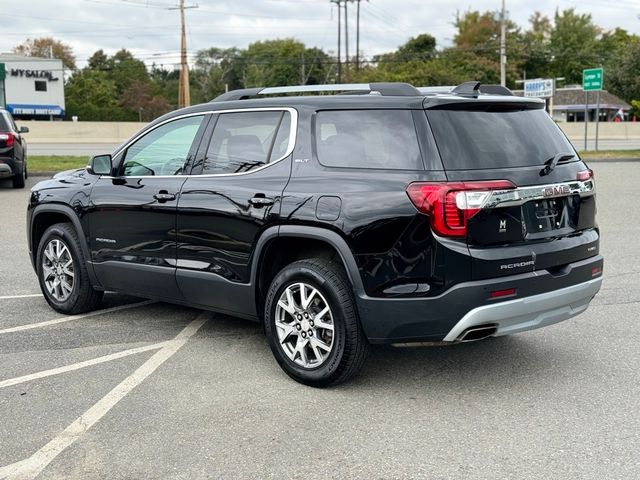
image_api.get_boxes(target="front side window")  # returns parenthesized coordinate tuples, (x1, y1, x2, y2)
(202, 110, 291, 175)
(315, 110, 424, 170)
(122, 115, 204, 176)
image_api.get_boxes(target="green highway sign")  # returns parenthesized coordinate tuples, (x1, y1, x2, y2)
(0, 63, 5, 81)
(583, 68, 603, 91)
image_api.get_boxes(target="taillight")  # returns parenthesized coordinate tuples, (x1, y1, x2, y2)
(577, 169, 593, 181)
(0, 132, 15, 148)
(406, 180, 516, 237)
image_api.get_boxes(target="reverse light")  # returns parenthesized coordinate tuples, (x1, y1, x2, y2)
(406, 180, 516, 237)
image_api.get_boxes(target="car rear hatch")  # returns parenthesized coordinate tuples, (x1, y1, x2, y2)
(422, 97, 599, 280)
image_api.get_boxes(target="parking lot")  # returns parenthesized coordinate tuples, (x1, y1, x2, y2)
(0, 162, 639, 479)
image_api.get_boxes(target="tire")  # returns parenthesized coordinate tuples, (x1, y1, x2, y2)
(264, 259, 369, 387)
(12, 163, 25, 189)
(36, 223, 103, 314)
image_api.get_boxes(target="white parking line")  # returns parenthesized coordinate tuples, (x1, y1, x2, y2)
(0, 300, 155, 335)
(0, 313, 208, 480)
(0, 341, 169, 389)
(0, 294, 42, 300)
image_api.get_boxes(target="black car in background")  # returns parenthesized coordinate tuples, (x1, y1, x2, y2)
(0, 109, 29, 188)
(26, 82, 603, 386)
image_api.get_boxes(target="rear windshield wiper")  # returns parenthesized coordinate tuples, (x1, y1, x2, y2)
(540, 152, 576, 176)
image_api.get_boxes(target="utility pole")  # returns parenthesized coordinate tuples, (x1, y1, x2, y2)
(170, 0, 198, 108)
(344, 0, 349, 82)
(355, 0, 361, 71)
(330, 0, 342, 83)
(499, 0, 506, 87)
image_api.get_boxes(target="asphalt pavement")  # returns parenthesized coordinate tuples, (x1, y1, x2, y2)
(0, 163, 639, 479)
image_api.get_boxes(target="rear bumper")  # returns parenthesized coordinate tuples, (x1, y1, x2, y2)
(442, 276, 602, 341)
(356, 255, 603, 343)
(0, 157, 16, 178)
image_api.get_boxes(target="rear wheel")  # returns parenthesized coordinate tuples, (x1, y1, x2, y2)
(36, 223, 103, 314)
(12, 163, 25, 188)
(264, 259, 369, 387)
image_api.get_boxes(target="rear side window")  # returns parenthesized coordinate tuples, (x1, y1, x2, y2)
(202, 110, 291, 175)
(315, 110, 423, 170)
(426, 108, 576, 170)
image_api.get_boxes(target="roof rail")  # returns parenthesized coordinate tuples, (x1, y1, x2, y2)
(211, 82, 421, 102)
(451, 81, 513, 98)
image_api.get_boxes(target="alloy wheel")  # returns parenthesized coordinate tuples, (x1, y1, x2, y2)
(42, 239, 75, 302)
(274, 282, 335, 368)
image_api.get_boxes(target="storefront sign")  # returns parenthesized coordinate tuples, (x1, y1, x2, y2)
(10, 69, 59, 81)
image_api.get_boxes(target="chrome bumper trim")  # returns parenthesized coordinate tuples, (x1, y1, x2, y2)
(443, 277, 603, 342)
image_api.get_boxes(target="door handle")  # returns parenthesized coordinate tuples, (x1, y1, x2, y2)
(249, 195, 274, 207)
(153, 191, 176, 202)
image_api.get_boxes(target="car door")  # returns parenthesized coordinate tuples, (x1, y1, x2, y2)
(175, 108, 296, 317)
(88, 113, 209, 300)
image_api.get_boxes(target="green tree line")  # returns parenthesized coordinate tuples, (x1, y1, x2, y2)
(13, 8, 640, 121)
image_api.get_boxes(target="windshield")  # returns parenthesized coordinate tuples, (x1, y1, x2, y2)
(426, 108, 576, 170)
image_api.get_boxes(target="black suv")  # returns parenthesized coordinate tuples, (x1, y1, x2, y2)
(0, 109, 29, 188)
(27, 82, 603, 386)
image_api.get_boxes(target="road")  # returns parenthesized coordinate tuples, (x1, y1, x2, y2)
(0, 163, 639, 479)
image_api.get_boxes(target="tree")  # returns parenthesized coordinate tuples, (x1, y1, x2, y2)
(520, 12, 553, 79)
(119, 80, 171, 121)
(13, 37, 76, 70)
(606, 38, 640, 103)
(396, 34, 437, 61)
(549, 9, 600, 84)
(451, 10, 524, 86)
(239, 39, 331, 87)
(108, 49, 150, 95)
(64, 70, 119, 121)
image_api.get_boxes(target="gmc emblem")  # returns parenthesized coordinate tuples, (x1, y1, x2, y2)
(543, 185, 570, 197)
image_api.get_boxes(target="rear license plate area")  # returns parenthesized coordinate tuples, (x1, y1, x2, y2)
(523, 198, 571, 236)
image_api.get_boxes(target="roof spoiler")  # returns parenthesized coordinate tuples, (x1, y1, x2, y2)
(451, 81, 513, 98)
(211, 82, 422, 102)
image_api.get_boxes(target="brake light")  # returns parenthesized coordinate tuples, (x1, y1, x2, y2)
(577, 169, 593, 181)
(406, 180, 516, 237)
(0, 133, 15, 148)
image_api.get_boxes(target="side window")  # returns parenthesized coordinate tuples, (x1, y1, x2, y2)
(315, 110, 423, 170)
(202, 110, 290, 175)
(122, 115, 204, 176)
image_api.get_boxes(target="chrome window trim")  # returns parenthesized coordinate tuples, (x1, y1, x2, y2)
(484, 179, 595, 209)
(105, 107, 298, 179)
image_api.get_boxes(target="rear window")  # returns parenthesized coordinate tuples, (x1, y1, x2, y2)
(426, 108, 575, 170)
(315, 110, 423, 170)
(0, 114, 9, 131)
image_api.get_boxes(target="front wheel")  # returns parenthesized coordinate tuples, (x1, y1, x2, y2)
(264, 259, 369, 387)
(36, 223, 103, 314)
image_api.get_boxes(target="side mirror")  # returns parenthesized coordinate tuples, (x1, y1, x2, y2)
(87, 154, 112, 176)
(19, 126, 29, 134)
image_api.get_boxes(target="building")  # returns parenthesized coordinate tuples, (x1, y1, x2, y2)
(514, 85, 631, 122)
(0, 54, 65, 120)
(551, 87, 631, 123)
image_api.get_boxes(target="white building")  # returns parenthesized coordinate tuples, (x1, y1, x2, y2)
(0, 54, 65, 119)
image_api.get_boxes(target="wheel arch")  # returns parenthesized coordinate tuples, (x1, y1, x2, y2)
(30, 204, 100, 286)
(252, 225, 365, 317)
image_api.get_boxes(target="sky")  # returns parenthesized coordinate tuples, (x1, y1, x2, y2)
(2, 0, 639, 70)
